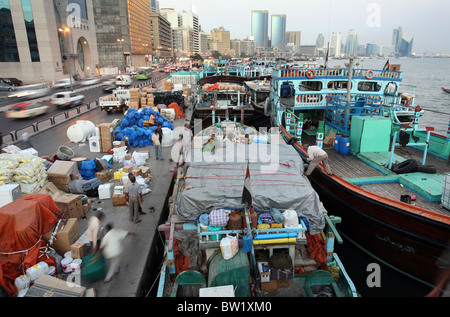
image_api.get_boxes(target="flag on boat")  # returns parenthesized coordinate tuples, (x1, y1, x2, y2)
(241, 161, 252, 206)
(383, 59, 390, 70)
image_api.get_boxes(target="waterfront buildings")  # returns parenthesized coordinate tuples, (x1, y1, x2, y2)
(329, 32, 342, 57)
(271, 14, 286, 51)
(251, 10, 269, 50)
(0, 0, 99, 84)
(344, 29, 358, 56)
(210, 27, 231, 55)
(286, 31, 301, 55)
(149, 13, 173, 63)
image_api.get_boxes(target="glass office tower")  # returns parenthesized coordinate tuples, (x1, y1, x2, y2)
(271, 14, 286, 50)
(251, 10, 268, 50)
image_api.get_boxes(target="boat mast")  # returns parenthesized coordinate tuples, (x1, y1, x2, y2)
(347, 58, 354, 105)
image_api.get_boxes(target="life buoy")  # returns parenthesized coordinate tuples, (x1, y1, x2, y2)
(306, 69, 315, 79)
(366, 70, 375, 79)
(250, 67, 254, 70)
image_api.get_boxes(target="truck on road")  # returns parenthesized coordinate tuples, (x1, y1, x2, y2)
(98, 88, 130, 113)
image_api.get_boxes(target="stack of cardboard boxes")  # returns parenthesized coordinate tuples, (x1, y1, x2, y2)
(98, 122, 114, 152)
(164, 81, 173, 92)
(129, 88, 140, 109)
(46, 161, 82, 193)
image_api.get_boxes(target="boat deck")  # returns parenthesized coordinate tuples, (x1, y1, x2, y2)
(302, 134, 450, 217)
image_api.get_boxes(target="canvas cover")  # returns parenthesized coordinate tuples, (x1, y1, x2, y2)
(175, 142, 325, 234)
(0, 194, 60, 296)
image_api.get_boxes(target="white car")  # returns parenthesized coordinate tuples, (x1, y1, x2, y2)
(54, 78, 72, 89)
(6, 102, 50, 119)
(51, 92, 84, 107)
(81, 78, 100, 86)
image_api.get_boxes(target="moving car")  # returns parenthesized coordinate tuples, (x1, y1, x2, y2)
(102, 84, 117, 93)
(53, 78, 72, 89)
(5, 102, 49, 119)
(115, 75, 132, 87)
(81, 78, 100, 86)
(50, 92, 84, 107)
(1, 78, 23, 86)
(0, 83, 17, 92)
(8, 84, 52, 100)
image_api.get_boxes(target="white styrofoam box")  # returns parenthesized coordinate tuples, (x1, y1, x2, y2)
(114, 186, 124, 195)
(199, 285, 235, 297)
(257, 261, 271, 283)
(0, 184, 22, 208)
(89, 136, 100, 153)
(98, 184, 112, 199)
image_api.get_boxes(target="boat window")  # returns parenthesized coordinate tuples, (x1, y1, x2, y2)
(384, 82, 397, 95)
(327, 81, 351, 90)
(299, 81, 322, 92)
(357, 81, 381, 92)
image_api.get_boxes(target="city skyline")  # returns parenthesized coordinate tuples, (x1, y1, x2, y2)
(159, 0, 450, 54)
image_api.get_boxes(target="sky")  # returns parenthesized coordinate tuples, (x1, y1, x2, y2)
(159, 0, 450, 54)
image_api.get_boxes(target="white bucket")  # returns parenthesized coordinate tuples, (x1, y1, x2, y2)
(61, 257, 73, 274)
(14, 275, 31, 292)
(70, 259, 82, 275)
(64, 251, 72, 258)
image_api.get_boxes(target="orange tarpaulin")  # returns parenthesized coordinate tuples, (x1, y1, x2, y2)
(0, 194, 61, 297)
(168, 102, 186, 119)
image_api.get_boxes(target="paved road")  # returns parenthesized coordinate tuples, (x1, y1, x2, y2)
(0, 72, 168, 139)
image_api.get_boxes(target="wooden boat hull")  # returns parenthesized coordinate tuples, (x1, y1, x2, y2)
(199, 75, 246, 85)
(442, 87, 450, 94)
(279, 125, 450, 286)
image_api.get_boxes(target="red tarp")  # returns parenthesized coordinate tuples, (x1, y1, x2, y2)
(0, 194, 61, 297)
(168, 102, 186, 119)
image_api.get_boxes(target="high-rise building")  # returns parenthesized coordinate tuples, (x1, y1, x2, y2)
(0, 0, 99, 83)
(286, 31, 301, 54)
(271, 14, 286, 51)
(93, 0, 153, 73)
(251, 10, 269, 50)
(330, 32, 342, 57)
(199, 30, 209, 55)
(149, 0, 159, 13)
(365, 43, 379, 56)
(179, 10, 199, 53)
(149, 13, 173, 62)
(344, 29, 358, 56)
(392, 27, 402, 54)
(316, 33, 325, 49)
(211, 27, 231, 55)
(160, 8, 179, 28)
(399, 36, 414, 56)
(231, 39, 256, 57)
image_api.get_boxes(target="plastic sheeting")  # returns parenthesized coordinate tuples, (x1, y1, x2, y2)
(0, 194, 60, 296)
(175, 142, 325, 235)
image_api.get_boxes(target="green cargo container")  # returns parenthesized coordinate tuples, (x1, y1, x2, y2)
(350, 116, 392, 155)
(207, 249, 251, 297)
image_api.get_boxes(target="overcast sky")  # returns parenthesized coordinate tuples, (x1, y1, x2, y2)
(159, 0, 450, 54)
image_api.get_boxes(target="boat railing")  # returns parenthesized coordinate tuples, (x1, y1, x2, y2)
(325, 95, 388, 135)
(284, 91, 384, 109)
(275, 68, 402, 80)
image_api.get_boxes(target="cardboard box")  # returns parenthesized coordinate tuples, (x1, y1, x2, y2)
(277, 279, 290, 289)
(43, 218, 79, 255)
(82, 203, 90, 216)
(25, 274, 86, 297)
(260, 280, 278, 292)
(139, 166, 150, 178)
(46, 161, 81, 191)
(132, 168, 141, 177)
(95, 170, 112, 183)
(123, 166, 133, 173)
(112, 194, 127, 206)
(54, 194, 83, 219)
(71, 241, 87, 259)
(258, 262, 271, 283)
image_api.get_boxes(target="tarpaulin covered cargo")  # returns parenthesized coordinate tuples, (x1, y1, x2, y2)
(0, 194, 60, 296)
(175, 142, 325, 235)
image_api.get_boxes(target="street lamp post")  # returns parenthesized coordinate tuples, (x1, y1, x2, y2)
(58, 27, 74, 91)
(117, 38, 125, 73)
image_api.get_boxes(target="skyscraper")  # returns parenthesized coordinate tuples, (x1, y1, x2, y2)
(330, 32, 342, 57)
(344, 29, 358, 56)
(179, 10, 199, 53)
(251, 10, 269, 50)
(392, 27, 402, 54)
(286, 31, 301, 54)
(316, 33, 325, 49)
(271, 14, 286, 51)
(399, 36, 414, 56)
(211, 27, 231, 55)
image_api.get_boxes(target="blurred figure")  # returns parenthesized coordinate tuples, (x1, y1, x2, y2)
(181, 123, 193, 162)
(427, 242, 450, 297)
(127, 172, 145, 215)
(21, 132, 33, 149)
(99, 223, 136, 283)
(152, 130, 163, 160)
(87, 211, 105, 253)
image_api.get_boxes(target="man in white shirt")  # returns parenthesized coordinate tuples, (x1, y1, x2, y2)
(87, 211, 104, 253)
(181, 123, 193, 162)
(304, 144, 333, 176)
(99, 223, 136, 282)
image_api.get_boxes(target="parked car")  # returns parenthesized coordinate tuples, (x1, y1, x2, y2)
(50, 92, 84, 107)
(53, 78, 72, 89)
(1, 78, 23, 86)
(0, 83, 17, 92)
(5, 102, 49, 119)
(81, 78, 100, 86)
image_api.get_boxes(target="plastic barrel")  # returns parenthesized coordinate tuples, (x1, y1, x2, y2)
(339, 136, 350, 155)
(81, 253, 106, 283)
(334, 135, 341, 153)
(207, 226, 223, 241)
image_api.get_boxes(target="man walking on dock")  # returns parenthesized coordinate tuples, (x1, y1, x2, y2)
(304, 144, 333, 176)
(125, 175, 142, 224)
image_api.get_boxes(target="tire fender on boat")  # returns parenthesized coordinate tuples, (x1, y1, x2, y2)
(392, 159, 417, 174)
(306, 69, 316, 79)
(366, 70, 375, 79)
